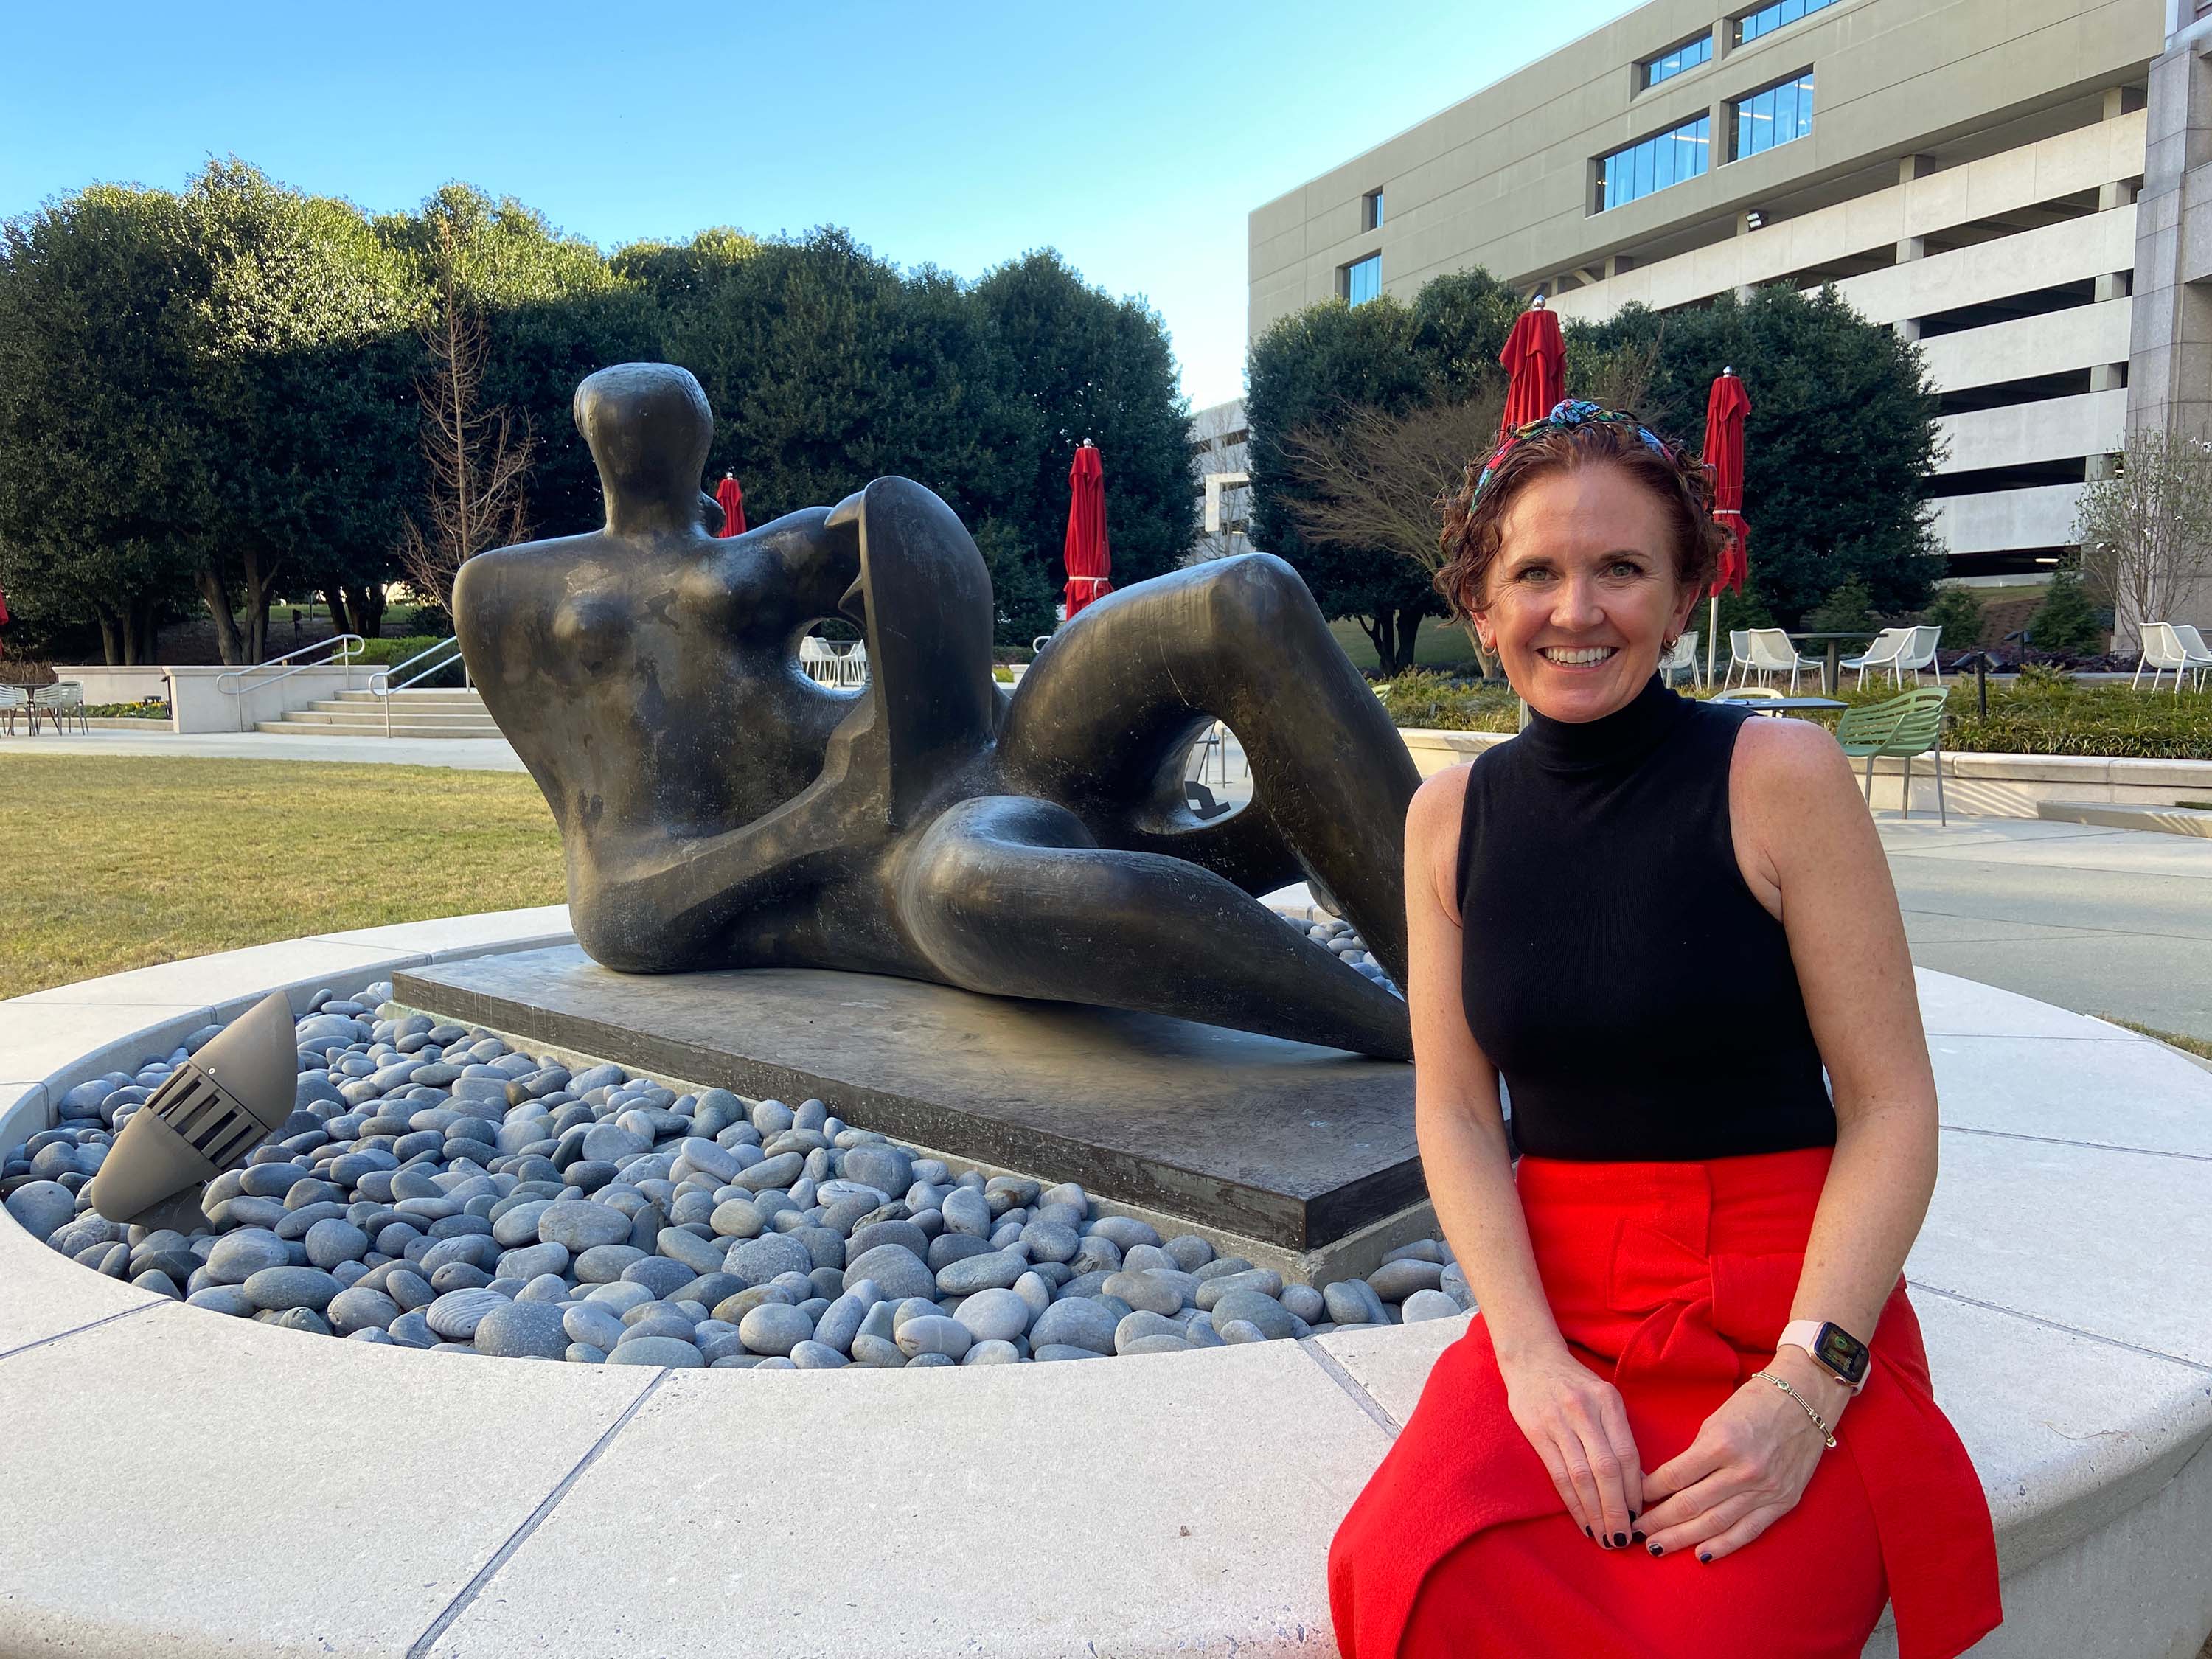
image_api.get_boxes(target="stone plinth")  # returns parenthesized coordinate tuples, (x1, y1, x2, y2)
(394, 945, 1418, 1254)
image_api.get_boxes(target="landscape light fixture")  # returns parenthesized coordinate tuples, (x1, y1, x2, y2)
(88, 991, 298, 1228)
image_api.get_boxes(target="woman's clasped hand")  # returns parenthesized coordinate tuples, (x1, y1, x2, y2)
(1499, 1346, 1645, 1548)
(1503, 1346, 1845, 1562)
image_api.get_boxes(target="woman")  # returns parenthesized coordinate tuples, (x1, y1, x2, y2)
(1327, 401, 2000, 1658)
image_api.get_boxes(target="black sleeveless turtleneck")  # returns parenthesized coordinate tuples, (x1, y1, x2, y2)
(1456, 675, 1835, 1161)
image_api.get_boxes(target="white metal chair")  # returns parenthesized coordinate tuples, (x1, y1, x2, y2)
(30, 682, 88, 734)
(0, 684, 28, 735)
(1745, 628, 1821, 692)
(2171, 624, 2212, 692)
(2132, 623, 2211, 692)
(1658, 630, 1700, 686)
(1840, 627, 1911, 688)
(835, 641, 870, 689)
(1893, 625, 1942, 686)
(798, 636, 840, 686)
(1722, 630, 1756, 690)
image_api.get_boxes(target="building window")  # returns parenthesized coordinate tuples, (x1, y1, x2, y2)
(1342, 252, 1382, 306)
(1733, 0, 1837, 46)
(1362, 189, 1385, 232)
(1732, 71, 1815, 160)
(1596, 114, 1711, 212)
(1640, 32, 1712, 88)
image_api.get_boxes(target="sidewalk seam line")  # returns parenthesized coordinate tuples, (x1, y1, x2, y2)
(1905, 1284, 2212, 1377)
(1938, 1123, 2212, 1163)
(0, 1299, 161, 1364)
(1299, 1338, 1402, 1439)
(404, 1368, 667, 1657)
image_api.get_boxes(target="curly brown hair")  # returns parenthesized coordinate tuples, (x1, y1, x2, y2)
(1434, 415, 1728, 622)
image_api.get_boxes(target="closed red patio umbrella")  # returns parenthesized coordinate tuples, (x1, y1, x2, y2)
(1063, 440, 1113, 619)
(1700, 366, 1751, 686)
(1497, 296, 1565, 440)
(0, 582, 10, 660)
(714, 471, 747, 538)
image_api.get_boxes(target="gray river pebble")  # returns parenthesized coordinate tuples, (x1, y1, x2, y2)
(473, 1299, 571, 1359)
(13, 984, 1463, 1377)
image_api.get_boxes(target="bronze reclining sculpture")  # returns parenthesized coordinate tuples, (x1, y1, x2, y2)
(456, 364, 1419, 1059)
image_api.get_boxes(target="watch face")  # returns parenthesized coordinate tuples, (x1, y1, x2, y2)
(1815, 1323, 1870, 1383)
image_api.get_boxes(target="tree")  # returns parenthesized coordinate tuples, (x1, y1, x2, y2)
(1247, 268, 1523, 675)
(2073, 426, 2212, 646)
(395, 213, 539, 613)
(1276, 393, 1503, 672)
(970, 250, 1196, 596)
(181, 161, 420, 662)
(2029, 563, 2106, 655)
(1570, 285, 1943, 626)
(1921, 584, 1985, 649)
(1802, 575, 1875, 633)
(973, 515, 1057, 647)
(624, 228, 1025, 540)
(0, 184, 204, 663)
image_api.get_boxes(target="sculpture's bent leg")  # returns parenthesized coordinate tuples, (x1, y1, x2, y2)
(897, 796, 1412, 1061)
(998, 554, 1421, 987)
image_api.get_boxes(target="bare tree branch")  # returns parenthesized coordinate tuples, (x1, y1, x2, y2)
(2075, 426, 2212, 648)
(1277, 391, 1505, 672)
(397, 220, 537, 613)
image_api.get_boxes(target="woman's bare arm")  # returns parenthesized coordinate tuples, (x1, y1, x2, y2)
(1641, 717, 1939, 1562)
(1406, 765, 1642, 1549)
(1743, 715, 1938, 1366)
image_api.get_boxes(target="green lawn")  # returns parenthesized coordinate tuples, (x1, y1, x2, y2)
(1327, 617, 1484, 672)
(0, 754, 566, 1001)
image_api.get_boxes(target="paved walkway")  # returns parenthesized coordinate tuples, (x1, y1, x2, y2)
(12, 728, 2212, 1042)
(0, 728, 526, 771)
(1885, 816, 2212, 1043)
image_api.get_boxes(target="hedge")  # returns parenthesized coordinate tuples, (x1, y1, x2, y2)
(1379, 671, 2212, 760)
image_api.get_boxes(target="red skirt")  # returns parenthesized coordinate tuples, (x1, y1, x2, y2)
(1328, 1148, 2000, 1659)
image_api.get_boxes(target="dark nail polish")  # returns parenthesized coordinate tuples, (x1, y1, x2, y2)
(1629, 1511, 1638, 1525)
(1583, 1525, 1593, 1538)
(1613, 1532, 1627, 1547)
(1647, 1543, 1663, 1557)
(1698, 1551, 1714, 1564)
(1632, 1531, 1646, 1544)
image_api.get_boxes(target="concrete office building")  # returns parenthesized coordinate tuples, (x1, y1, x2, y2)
(1249, 0, 2212, 603)
(1190, 399, 1255, 563)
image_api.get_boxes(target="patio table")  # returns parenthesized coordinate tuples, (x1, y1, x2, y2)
(1715, 695, 1847, 718)
(1787, 630, 1882, 696)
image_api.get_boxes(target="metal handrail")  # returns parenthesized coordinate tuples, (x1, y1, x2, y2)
(212, 633, 366, 695)
(366, 636, 467, 737)
(214, 633, 367, 731)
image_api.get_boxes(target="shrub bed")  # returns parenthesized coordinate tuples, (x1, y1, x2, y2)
(81, 700, 168, 719)
(1380, 671, 2212, 760)
(352, 635, 465, 688)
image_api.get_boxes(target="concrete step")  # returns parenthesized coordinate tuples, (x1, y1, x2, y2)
(2036, 801, 2212, 839)
(329, 689, 484, 708)
(255, 718, 507, 740)
(282, 707, 501, 730)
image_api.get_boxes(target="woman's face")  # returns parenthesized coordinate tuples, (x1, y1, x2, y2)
(1470, 462, 1700, 725)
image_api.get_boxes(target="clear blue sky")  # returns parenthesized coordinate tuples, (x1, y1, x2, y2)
(3, 0, 1634, 409)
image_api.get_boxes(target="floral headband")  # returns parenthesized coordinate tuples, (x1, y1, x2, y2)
(1470, 398, 1672, 504)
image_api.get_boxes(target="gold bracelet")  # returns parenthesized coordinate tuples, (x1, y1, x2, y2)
(1750, 1369, 1838, 1448)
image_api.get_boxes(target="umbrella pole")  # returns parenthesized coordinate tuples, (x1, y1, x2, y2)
(1705, 596, 1719, 689)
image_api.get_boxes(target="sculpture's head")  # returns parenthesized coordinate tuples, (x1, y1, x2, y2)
(574, 364, 715, 524)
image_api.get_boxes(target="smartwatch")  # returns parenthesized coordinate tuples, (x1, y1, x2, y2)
(1779, 1319, 1871, 1394)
